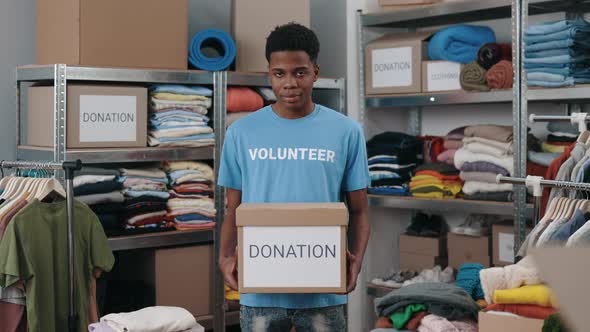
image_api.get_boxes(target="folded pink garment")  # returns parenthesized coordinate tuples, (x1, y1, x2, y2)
(437, 149, 457, 164)
(417, 315, 477, 332)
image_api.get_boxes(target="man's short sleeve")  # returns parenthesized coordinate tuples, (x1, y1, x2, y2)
(218, 127, 242, 190)
(343, 123, 371, 192)
(0, 221, 32, 287)
(90, 215, 115, 273)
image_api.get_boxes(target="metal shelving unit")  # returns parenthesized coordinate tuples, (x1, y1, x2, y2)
(358, 0, 590, 277)
(369, 195, 534, 218)
(15, 64, 346, 332)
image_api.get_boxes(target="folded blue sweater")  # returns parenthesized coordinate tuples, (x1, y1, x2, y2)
(428, 25, 496, 64)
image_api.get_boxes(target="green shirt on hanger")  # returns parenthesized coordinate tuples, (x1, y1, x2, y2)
(0, 199, 114, 332)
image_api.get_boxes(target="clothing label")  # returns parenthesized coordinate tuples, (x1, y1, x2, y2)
(79, 95, 137, 142)
(427, 62, 462, 92)
(242, 226, 342, 288)
(498, 232, 515, 263)
(372, 47, 412, 88)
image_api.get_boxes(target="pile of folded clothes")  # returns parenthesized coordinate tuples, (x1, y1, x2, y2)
(409, 163, 462, 199)
(455, 125, 514, 202)
(437, 127, 465, 166)
(89, 306, 205, 332)
(148, 84, 214, 148)
(372, 266, 454, 290)
(226, 87, 265, 127)
(119, 167, 172, 234)
(367, 132, 423, 196)
(525, 18, 590, 88)
(541, 121, 579, 154)
(418, 136, 444, 164)
(163, 161, 216, 231)
(428, 25, 496, 64)
(373, 283, 480, 331)
(479, 256, 559, 326)
(74, 167, 124, 236)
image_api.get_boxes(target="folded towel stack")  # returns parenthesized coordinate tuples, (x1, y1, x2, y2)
(367, 132, 423, 196)
(74, 167, 124, 236)
(409, 163, 463, 199)
(428, 25, 496, 64)
(525, 18, 590, 87)
(226, 87, 267, 127)
(455, 125, 514, 202)
(119, 167, 172, 234)
(148, 85, 214, 148)
(163, 161, 216, 231)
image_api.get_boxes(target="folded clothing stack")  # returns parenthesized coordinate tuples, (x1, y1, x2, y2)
(226, 87, 265, 127)
(119, 167, 172, 234)
(163, 161, 216, 231)
(374, 283, 480, 332)
(455, 125, 514, 202)
(409, 163, 462, 199)
(367, 132, 423, 196)
(74, 167, 124, 236)
(437, 127, 466, 165)
(525, 18, 590, 87)
(480, 257, 558, 322)
(148, 85, 214, 148)
(428, 25, 496, 64)
(90, 306, 204, 332)
(542, 121, 579, 153)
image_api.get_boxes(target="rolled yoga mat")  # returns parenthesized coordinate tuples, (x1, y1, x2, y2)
(477, 43, 512, 70)
(460, 61, 490, 91)
(189, 29, 236, 71)
(485, 60, 513, 89)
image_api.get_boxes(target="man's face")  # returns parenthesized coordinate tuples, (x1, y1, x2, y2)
(268, 51, 319, 112)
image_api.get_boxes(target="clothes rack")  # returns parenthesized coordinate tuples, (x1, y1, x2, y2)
(0, 159, 82, 332)
(497, 175, 590, 225)
(529, 112, 590, 133)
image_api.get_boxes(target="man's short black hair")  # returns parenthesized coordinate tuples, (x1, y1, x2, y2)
(265, 22, 320, 63)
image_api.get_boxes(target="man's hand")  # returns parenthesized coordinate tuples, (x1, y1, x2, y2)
(346, 251, 361, 293)
(220, 251, 239, 291)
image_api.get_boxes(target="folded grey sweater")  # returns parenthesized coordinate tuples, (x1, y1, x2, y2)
(374, 282, 480, 321)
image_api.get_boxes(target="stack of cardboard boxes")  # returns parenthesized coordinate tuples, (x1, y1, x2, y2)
(365, 31, 463, 96)
(399, 234, 447, 271)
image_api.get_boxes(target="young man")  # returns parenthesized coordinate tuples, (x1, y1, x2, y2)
(218, 23, 370, 331)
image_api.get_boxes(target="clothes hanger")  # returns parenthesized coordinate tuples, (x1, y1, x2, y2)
(0, 176, 25, 199)
(550, 197, 568, 221)
(37, 178, 66, 200)
(578, 130, 590, 144)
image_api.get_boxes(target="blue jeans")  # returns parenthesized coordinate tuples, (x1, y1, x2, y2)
(240, 305, 346, 332)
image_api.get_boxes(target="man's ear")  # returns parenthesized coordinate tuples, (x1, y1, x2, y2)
(314, 64, 320, 81)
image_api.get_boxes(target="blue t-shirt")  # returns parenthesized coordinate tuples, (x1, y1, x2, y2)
(218, 104, 370, 309)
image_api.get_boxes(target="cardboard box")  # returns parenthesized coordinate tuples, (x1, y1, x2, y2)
(37, 0, 187, 69)
(232, 0, 310, 72)
(479, 311, 544, 332)
(400, 252, 446, 271)
(493, 224, 531, 266)
(532, 248, 588, 332)
(422, 61, 463, 92)
(399, 234, 445, 256)
(27, 85, 147, 149)
(117, 245, 214, 317)
(365, 32, 431, 95)
(447, 233, 491, 269)
(237, 203, 348, 293)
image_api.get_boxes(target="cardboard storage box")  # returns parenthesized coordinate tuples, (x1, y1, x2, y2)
(117, 245, 214, 317)
(37, 0, 187, 69)
(493, 224, 531, 266)
(422, 61, 463, 92)
(399, 234, 447, 270)
(447, 233, 490, 269)
(365, 32, 431, 95)
(479, 311, 544, 332)
(237, 203, 348, 293)
(232, 0, 310, 72)
(27, 85, 147, 149)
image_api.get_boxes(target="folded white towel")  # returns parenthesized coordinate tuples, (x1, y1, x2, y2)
(462, 181, 513, 195)
(74, 175, 116, 188)
(151, 126, 213, 139)
(101, 306, 198, 332)
(148, 137, 215, 148)
(119, 167, 167, 179)
(464, 141, 513, 158)
(454, 148, 514, 175)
